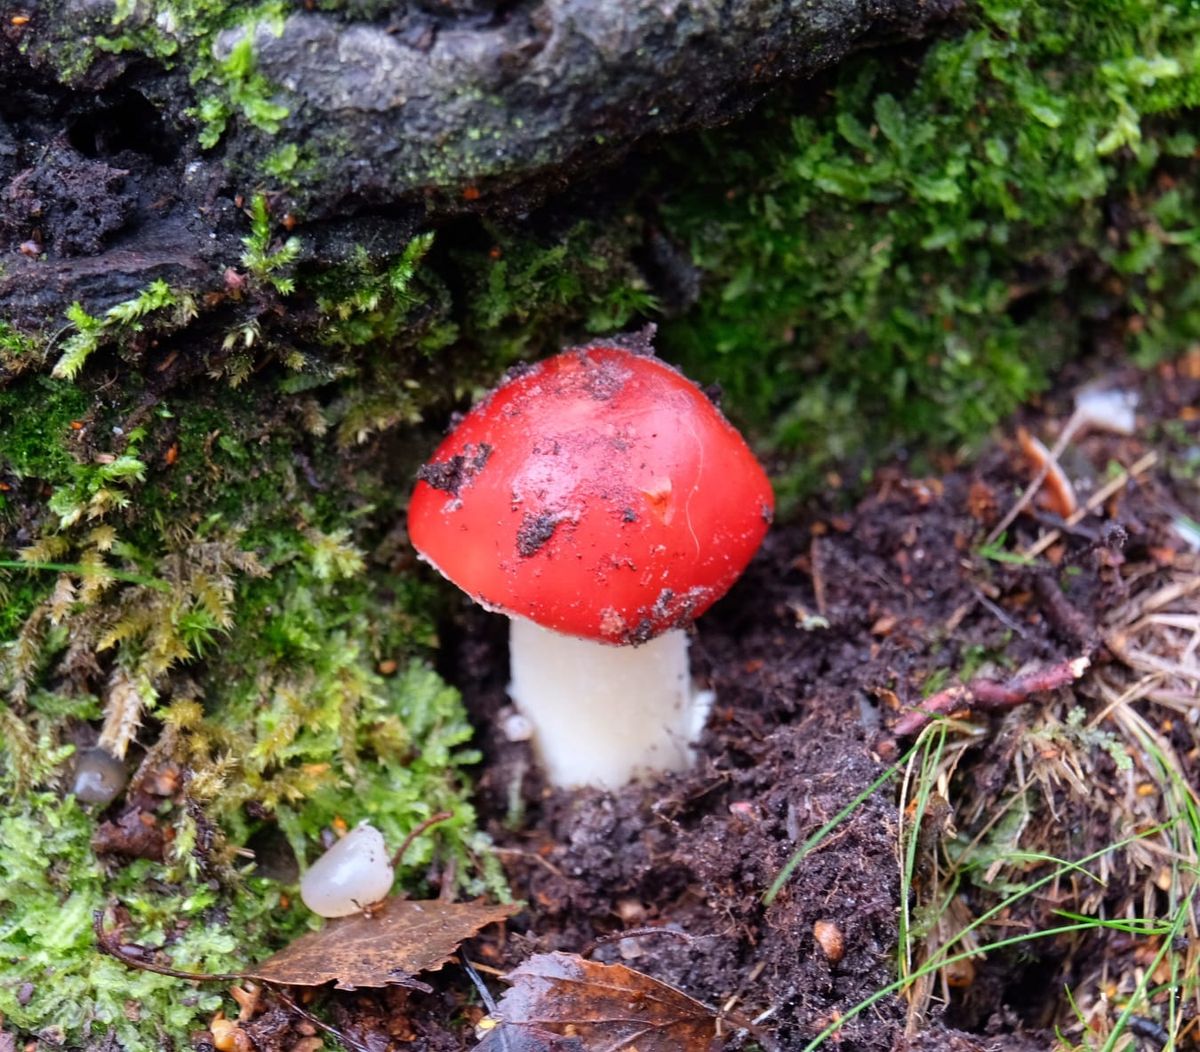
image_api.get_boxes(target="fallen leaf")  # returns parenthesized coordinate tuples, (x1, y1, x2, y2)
(247, 897, 518, 992)
(477, 952, 719, 1051)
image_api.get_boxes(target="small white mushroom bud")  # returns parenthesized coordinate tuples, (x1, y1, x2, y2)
(500, 710, 534, 742)
(299, 822, 394, 918)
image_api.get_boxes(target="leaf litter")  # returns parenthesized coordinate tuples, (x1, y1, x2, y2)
(475, 952, 723, 1052)
(247, 897, 518, 991)
(96, 895, 517, 992)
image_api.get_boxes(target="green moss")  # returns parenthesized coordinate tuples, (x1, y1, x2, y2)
(0, 319, 38, 371)
(195, 28, 290, 150)
(50, 282, 197, 382)
(0, 792, 301, 1047)
(1104, 168, 1200, 365)
(0, 249, 499, 1046)
(176, 522, 496, 892)
(312, 232, 437, 351)
(657, 0, 1200, 500)
(0, 379, 89, 481)
(453, 219, 656, 366)
(261, 142, 308, 184)
(240, 193, 300, 293)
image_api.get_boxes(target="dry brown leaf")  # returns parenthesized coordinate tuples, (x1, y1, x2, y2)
(247, 897, 517, 992)
(477, 951, 719, 1051)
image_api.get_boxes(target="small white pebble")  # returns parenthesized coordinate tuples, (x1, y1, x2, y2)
(501, 711, 534, 742)
(300, 822, 394, 918)
(1074, 387, 1138, 436)
(617, 937, 644, 961)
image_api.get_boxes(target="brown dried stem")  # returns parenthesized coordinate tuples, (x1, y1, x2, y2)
(389, 810, 453, 870)
(892, 655, 1092, 738)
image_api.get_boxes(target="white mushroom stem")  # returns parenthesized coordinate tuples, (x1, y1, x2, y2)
(507, 619, 713, 789)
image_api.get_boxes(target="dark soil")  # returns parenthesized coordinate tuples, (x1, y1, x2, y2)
(224, 357, 1200, 1052)
(468, 360, 1198, 1049)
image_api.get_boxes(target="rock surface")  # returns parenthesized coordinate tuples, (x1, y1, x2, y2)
(0, 0, 957, 324)
(221, 0, 957, 207)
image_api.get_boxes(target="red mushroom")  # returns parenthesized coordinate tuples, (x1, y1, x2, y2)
(408, 343, 773, 788)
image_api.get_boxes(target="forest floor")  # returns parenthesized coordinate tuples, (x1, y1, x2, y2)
(331, 359, 1195, 1048)
(96, 353, 1199, 1052)
(5, 6, 1200, 1047)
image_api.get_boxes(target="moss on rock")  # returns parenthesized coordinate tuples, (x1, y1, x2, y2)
(0, 232, 503, 1045)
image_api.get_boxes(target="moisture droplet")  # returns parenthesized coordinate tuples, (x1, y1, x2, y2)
(71, 747, 127, 807)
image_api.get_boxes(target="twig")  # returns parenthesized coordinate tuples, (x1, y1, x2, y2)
(271, 988, 372, 1052)
(892, 656, 1092, 737)
(492, 846, 568, 881)
(1021, 451, 1158, 560)
(580, 925, 696, 959)
(390, 810, 453, 869)
(94, 910, 243, 982)
(1033, 572, 1096, 646)
(810, 535, 827, 617)
(720, 960, 767, 1020)
(986, 412, 1085, 545)
(438, 852, 458, 902)
(975, 590, 1029, 639)
(459, 955, 501, 1013)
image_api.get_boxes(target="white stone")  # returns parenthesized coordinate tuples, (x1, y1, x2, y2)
(1074, 387, 1138, 436)
(500, 711, 534, 742)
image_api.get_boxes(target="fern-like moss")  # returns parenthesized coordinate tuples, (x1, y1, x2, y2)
(52, 283, 197, 381)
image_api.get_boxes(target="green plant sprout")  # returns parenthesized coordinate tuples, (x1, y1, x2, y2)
(240, 194, 300, 294)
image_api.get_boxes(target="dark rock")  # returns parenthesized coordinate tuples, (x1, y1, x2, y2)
(0, 0, 958, 325)
(220, 0, 960, 211)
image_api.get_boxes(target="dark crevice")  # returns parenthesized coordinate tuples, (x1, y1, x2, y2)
(66, 89, 180, 164)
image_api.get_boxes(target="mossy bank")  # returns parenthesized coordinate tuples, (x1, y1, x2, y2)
(3, 1, 1200, 1047)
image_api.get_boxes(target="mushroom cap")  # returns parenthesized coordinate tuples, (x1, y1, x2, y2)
(408, 345, 774, 644)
